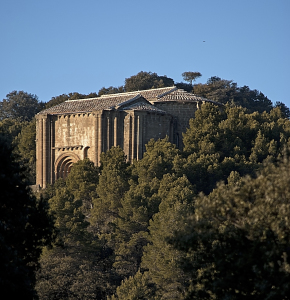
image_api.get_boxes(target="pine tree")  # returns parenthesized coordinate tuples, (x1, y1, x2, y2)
(179, 103, 290, 194)
(171, 156, 290, 299)
(36, 159, 118, 299)
(0, 135, 53, 298)
(112, 139, 180, 278)
(90, 147, 130, 237)
(141, 174, 195, 299)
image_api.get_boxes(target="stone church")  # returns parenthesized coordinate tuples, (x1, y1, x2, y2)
(36, 86, 220, 188)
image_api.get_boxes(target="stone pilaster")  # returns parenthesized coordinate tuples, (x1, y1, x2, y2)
(36, 116, 43, 187)
(50, 116, 55, 184)
(94, 114, 97, 165)
(97, 113, 103, 166)
(123, 114, 132, 162)
(136, 115, 142, 160)
(131, 114, 135, 162)
(114, 115, 118, 147)
(35, 114, 50, 189)
(107, 114, 111, 151)
(42, 115, 50, 189)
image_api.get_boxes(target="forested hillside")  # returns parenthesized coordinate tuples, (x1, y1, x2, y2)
(1, 72, 290, 299)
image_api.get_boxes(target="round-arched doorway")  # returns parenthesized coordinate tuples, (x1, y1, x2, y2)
(54, 153, 80, 180)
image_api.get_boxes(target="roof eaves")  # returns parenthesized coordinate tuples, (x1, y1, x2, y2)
(64, 97, 98, 102)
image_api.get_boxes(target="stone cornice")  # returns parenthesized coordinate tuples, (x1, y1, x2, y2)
(52, 145, 84, 151)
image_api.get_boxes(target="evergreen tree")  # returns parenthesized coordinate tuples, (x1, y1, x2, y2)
(0, 135, 53, 299)
(90, 146, 130, 237)
(36, 246, 115, 300)
(112, 138, 180, 278)
(65, 158, 99, 218)
(110, 270, 156, 300)
(179, 103, 290, 194)
(0, 90, 44, 121)
(0, 118, 24, 146)
(14, 119, 37, 184)
(0, 118, 38, 184)
(98, 86, 125, 96)
(171, 157, 290, 299)
(274, 101, 290, 118)
(193, 77, 274, 113)
(124, 71, 174, 92)
(43, 159, 98, 247)
(36, 159, 118, 299)
(135, 137, 180, 182)
(181, 71, 202, 86)
(141, 174, 195, 299)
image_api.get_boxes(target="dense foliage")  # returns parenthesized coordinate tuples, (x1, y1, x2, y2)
(0, 135, 54, 299)
(0, 91, 45, 121)
(124, 71, 174, 92)
(193, 77, 274, 114)
(1, 71, 290, 298)
(172, 157, 290, 299)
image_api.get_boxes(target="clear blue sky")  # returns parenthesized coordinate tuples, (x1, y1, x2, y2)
(1, 0, 289, 106)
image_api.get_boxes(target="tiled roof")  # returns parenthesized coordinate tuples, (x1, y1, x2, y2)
(38, 94, 142, 115)
(122, 101, 167, 113)
(99, 86, 177, 101)
(38, 86, 220, 115)
(138, 87, 177, 101)
(153, 89, 218, 104)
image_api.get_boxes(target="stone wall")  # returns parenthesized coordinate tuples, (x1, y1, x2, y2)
(153, 101, 198, 148)
(122, 111, 173, 162)
(36, 100, 200, 188)
(36, 113, 97, 188)
(54, 113, 96, 159)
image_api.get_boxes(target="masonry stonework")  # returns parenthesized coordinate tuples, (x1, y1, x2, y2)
(36, 87, 221, 188)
